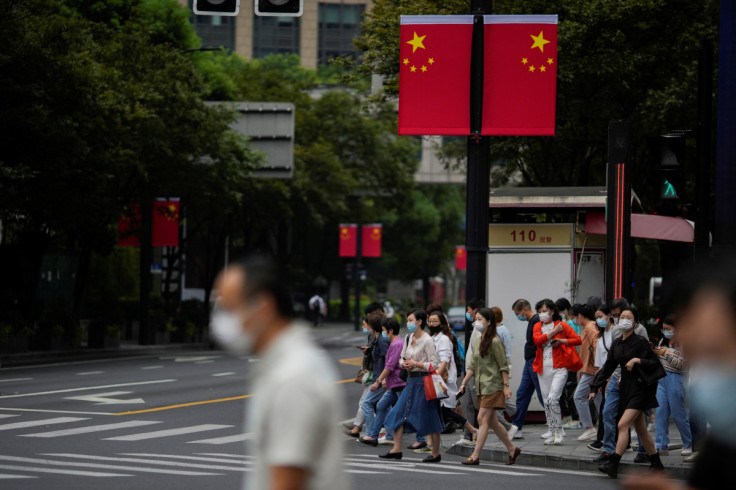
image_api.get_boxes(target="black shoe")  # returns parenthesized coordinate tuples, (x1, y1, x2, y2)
(634, 453, 651, 464)
(649, 452, 665, 472)
(344, 429, 360, 438)
(359, 436, 378, 447)
(599, 453, 621, 479)
(379, 451, 403, 460)
(422, 455, 441, 463)
(407, 442, 427, 450)
(594, 452, 612, 464)
(587, 440, 604, 452)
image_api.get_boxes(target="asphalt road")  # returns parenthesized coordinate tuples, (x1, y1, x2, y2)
(0, 325, 616, 489)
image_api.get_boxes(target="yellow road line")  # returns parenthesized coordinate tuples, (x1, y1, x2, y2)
(339, 356, 363, 366)
(114, 377, 356, 415)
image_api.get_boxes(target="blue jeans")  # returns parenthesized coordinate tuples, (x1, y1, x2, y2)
(603, 377, 645, 454)
(361, 385, 386, 436)
(655, 371, 692, 450)
(511, 358, 544, 429)
(366, 388, 426, 443)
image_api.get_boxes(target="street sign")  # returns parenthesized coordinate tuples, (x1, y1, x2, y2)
(489, 224, 572, 248)
(208, 102, 295, 179)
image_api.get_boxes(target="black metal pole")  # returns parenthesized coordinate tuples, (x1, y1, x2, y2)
(139, 197, 153, 345)
(605, 121, 632, 303)
(354, 222, 362, 331)
(695, 41, 713, 263)
(465, 0, 491, 315)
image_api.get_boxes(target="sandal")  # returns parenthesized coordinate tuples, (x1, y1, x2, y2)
(462, 457, 480, 465)
(506, 446, 521, 466)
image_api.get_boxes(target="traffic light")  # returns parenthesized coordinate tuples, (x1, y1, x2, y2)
(656, 133, 686, 201)
(254, 0, 303, 17)
(194, 0, 239, 16)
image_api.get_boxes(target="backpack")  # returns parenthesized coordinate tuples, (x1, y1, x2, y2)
(451, 331, 465, 375)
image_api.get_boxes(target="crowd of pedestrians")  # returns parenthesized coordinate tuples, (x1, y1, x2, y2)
(345, 294, 702, 480)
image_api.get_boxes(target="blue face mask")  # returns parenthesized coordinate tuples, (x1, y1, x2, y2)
(662, 330, 674, 339)
(381, 331, 389, 340)
(516, 313, 526, 322)
(406, 322, 418, 333)
(569, 318, 578, 328)
(596, 318, 608, 329)
(465, 312, 473, 322)
(362, 327, 369, 335)
(690, 364, 736, 445)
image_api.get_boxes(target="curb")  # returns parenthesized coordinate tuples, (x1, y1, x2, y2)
(445, 443, 693, 479)
(0, 343, 210, 369)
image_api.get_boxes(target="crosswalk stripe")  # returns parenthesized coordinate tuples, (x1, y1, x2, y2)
(188, 433, 252, 444)
(343, 455, 538, 477)
(0, 463, 129, 477)
(0, 473, 36, 479)
(0, 378, 33, 383)
(103, 424, 233, 441)
(0, 417, 88, 431)
(20, 420, 162, 438)
(345, 469, 388, 475)
(121, 453, 254, 465)
(42, 453, 250, 473)
(342, 460, 464, 476)
(0, 415, 19, 419)
(0, 455, 218, 476)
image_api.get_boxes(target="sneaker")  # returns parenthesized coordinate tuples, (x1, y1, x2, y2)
(378, 436, 393, 446)
(681, 447, 693, 456)
(414, 445, 434, 454)
(577, 428, 598, 441)
(512, 430, 524, 440)
(594, 452, 612, 464)
(562, 420, 582, 429)
(587, 440, 604, 452)
(647, 422, 655, 432)
(541, 430, 552, 439)
(634, 453, 651, 464)
(507, 425, 519, 440)
(561, 415, 573, 426)
(459, 437, 476, 447)
(378, 429, 387, 438)
(683, 451, 699, 463)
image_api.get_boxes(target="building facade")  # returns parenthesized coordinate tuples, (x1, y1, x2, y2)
(184, 0, 370, 69)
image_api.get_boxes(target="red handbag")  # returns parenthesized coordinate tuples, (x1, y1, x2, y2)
(423, 364, 450, 401)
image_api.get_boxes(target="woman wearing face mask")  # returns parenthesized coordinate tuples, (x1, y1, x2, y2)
(357, 314, 390, 445)
(457, 307, 520, 465)
(590, 306, 665, 478)
(346, 314, 384, 437)
(571, 303, 602, 442)
(587, 304, 614, 454)
(458, 308, 487, 445)
(380, 309, 444, 463)
(653, 314, 692, 457)
(532, 298, 583, 445)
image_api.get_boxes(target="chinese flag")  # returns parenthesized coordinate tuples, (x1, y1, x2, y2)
(117, 204, 141, 247)
(152, 199, 180, 247)
(483, 15, 558, 135)
(339, 224, 357, 257)
(398, 16, 473, 135)
(455, 246, 467, 270)
(362, 224, 382, 258)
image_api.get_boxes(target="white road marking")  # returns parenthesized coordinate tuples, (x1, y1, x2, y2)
(21, 420, 161, 438)
(198, 452, 249, 459)
(160, 356, 221, 363)
(211, 372, 236, 377)
(104, 424, 233, 441)
(141, 365, 163, 370)
(0, 378, 33, 383)
(76, 371, 104, 376)
(346, 469, 387, 475)
(0, 408, 115, 416)
(0, 379, 176, 399)
(65, 391, 145, 405)
(122, 453, 253, 465)
(0, 455, 219, 476)
(0, 417, 88, 431)
(195, 360, 214, 364)
(343, 455, 538, 477)
(0, 463, 129, 477)
(0, 415, 19, 419)
(42, 453, 250, 473)
(0, 473, 36, 479)
(188, 433, 252, 444)
(341, 460, 464, 476)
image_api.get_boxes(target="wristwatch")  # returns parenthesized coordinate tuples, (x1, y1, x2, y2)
(503, 383, 510, 387)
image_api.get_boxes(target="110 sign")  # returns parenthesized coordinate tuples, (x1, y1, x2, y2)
(489, 224, 573, 248)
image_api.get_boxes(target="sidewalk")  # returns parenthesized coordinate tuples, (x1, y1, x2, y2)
(443, 422, 694, 479)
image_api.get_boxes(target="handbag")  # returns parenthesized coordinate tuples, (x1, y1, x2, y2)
(399, 334, 411, 382)
(423, 364, 450, 401)
(354, 368, 368, 384)
(635, 343, 667, 386)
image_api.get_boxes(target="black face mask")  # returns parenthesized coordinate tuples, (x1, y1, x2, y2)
(428, 325, 442, 335)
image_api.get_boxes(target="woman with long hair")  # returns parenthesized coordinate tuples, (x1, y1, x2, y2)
(457, 307, 520, 466)
(532, 298, 583, 445)
(590, 306, 665, 478)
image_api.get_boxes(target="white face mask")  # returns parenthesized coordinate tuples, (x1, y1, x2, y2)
(618, 318, 634, 331)
(210, 302, 265, 355)
(473, 321, 485, 332)
(539, 312, 551, 324)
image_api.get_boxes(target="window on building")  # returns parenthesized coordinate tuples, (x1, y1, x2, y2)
(318, 3, 365, 65)
(188, 1, 236, 51)
(253, 15, 301, 58)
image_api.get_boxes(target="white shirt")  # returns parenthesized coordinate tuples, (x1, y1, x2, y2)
(246, 323, 348, 490)
(595, 327, 613, 370)
(541, 323, 554, 368)
(433, 332, 457, 408)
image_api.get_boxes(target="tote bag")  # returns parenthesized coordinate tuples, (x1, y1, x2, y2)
(423, 364, 449, 401)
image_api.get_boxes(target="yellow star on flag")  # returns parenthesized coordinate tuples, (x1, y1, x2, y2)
(529, 65, 535, 72)
(421, 65, 427, 72)
(521, 58, 528, 65)
(407, 32, 426, 53)
(403, 58, 409, 65)
(410, 65, 416, 72)
(540, 65, 546, 72)
(547, 58, 554, 65)
(530, 31, 550, 52)
(428, 58, 435, 65)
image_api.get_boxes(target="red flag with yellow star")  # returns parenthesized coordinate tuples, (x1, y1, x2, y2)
(362, 224, 382, 258)
(398, 16, 473, 135)
(483, 15, 558, 135)
(339, 224, 358, 257)
(152, 199, 180, 247)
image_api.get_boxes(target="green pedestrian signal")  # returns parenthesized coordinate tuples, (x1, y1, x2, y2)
(663, 179, 677, 198)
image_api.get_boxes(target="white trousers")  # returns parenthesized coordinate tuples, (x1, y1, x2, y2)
(538, 366, 568, 431)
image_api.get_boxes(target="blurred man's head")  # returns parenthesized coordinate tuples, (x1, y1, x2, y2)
(213, 255, 293, 354)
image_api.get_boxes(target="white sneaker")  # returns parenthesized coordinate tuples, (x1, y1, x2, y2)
(562, 420, 581, 429)
(647, 422, 655, 432)
(507, 425, 519, 440)
(681, 447, 693, 456)
(378, 436, 393, 445)
(553, 429, 564, 445)
(541, 430, 552, 439)
(577, 428, 597, 441)
(513, 430, 524, 440)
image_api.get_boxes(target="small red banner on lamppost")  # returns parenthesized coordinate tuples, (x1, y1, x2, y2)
(339, 224, 358, 257)
(455, 245, 467, 270)
(362, 224, 382, 258)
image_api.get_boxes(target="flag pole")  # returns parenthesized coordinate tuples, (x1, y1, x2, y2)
(464, 0, 491, 344)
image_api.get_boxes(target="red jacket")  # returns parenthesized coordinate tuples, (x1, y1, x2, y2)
(532, 320, 583, 373)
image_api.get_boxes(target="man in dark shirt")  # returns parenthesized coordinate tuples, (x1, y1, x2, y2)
(507, 299, 545, 440)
